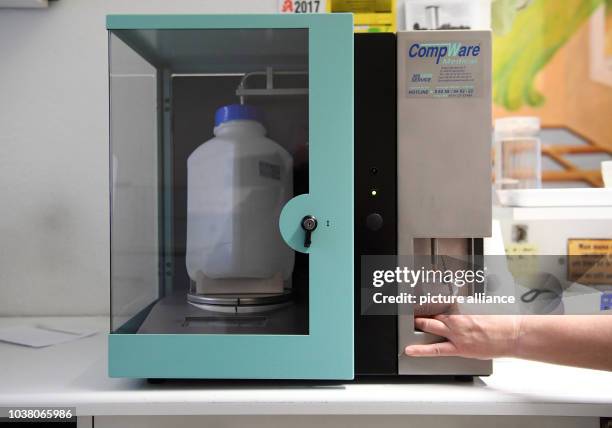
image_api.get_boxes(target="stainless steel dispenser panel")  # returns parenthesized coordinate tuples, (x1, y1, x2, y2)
(396, 30, 492, 375)
(397, 30, 492, 248)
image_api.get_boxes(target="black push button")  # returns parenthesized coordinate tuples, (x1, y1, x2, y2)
(366, 213, 383, 231)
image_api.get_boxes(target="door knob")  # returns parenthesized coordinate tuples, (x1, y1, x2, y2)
(301, 215, 318, 248)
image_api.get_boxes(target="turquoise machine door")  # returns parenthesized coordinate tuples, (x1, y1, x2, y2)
(107, 14, 354, 379)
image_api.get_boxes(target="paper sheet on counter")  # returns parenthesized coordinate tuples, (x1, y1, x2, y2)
(0, 325, 97, 348)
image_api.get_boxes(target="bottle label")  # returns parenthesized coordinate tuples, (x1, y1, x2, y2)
(259, 161, 281, 180)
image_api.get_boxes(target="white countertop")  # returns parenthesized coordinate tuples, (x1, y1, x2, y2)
(1, 317, 611, 417)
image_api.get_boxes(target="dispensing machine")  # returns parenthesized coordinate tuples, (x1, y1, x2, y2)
(108, 14, 491, 379)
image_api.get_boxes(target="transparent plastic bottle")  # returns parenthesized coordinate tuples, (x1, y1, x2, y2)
(494, 116, 542, 189)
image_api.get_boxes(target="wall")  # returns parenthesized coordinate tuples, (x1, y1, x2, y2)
(0, 0, 277, 316)
(492, 11, 612, 148)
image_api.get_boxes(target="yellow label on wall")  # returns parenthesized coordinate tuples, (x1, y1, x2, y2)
(278, 0, 396, 32)
(505, 243, 539, 278)
(329, 0, 396, 33)
(278, 0, 327, 14)
(505, 243, 539, 255)
(568, 239, 612, 285)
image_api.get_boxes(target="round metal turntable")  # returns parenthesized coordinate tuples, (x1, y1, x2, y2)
(187, 289, 294, 313)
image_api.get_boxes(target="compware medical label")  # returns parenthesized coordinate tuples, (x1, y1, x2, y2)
(406, 40, 484, 99)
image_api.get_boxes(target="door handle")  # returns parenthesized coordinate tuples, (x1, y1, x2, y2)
(301, 215, 318, 248)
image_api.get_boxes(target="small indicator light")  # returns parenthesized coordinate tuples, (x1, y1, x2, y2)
(371, 189, 378, 196)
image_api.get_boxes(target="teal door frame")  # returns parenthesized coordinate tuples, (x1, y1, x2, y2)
(107, 14, 354, 379)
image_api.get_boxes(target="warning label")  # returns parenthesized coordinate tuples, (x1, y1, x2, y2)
(568, 239, 612, 284)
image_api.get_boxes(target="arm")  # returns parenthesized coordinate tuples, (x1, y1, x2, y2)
(405, 315, 612, 371)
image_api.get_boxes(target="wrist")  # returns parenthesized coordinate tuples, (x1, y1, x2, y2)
(509, 315, 525, 358)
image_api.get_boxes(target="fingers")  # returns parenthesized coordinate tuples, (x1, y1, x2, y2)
(414, 317, 451, 338)
(404, 341, 458, 357)
(434, 314, 450, 323)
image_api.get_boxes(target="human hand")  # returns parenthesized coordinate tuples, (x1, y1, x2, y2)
(404, 315, 523, 359)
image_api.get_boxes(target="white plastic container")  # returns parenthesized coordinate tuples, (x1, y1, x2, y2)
(494, 116, 542, 190)
(404, 0, 491, 31)
(185, 105, 294, 291)
(602, 160, 612, 188)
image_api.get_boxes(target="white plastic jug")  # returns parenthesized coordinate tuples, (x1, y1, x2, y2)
(186, 104, 294, 291)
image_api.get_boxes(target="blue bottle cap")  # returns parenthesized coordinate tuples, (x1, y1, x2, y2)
(214, 104, 261, 127)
